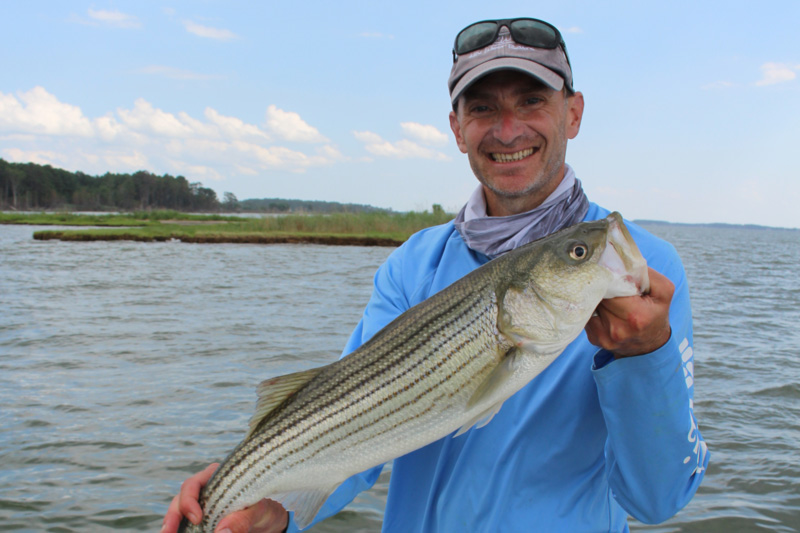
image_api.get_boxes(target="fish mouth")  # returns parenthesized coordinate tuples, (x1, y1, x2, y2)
(490, 147, 538, 163)
(599, 213, 650, 297)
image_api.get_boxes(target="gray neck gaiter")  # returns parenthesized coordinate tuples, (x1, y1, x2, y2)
(453, 165, 589, 258)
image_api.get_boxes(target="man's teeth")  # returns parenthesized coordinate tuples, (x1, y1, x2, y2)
(491, 148, 535, 162)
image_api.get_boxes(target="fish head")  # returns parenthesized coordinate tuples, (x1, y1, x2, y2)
(598, 211, 649, 297)
(496, 212, 649, 354)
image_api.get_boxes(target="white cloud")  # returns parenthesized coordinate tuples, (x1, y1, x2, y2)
(562, 26, 583, 34)
(168, 161, 225, 181)
(234, 164, 258, 176)
(183, 20, 238, 41)
(354, 131, 449, 161)
(755, 62, 798, 86)
(3, 147, 61, 166)
(117, 99, 196, 138)
(87, 9, 141, 29)
(0, 86, 346, 184)
(352, 130, 383, 145)
(4, 84, 462, 211)
(232, 140, 312, 168)
(101, 151, 150, 170)
(400, 122, 448, 146)
(0, 134, 37, 142)
(316, 145, 346, 161)
(94, 114, 127, 141)
(205, 108, 270, 141)
(266, 105, 328, 143)
(0, 87, 94, 137)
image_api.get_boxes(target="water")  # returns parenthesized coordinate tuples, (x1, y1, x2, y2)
(630, 224, 800, 533)
(0, 222, 798, 532)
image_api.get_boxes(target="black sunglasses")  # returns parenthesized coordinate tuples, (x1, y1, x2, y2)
(453, 18, 570, 65)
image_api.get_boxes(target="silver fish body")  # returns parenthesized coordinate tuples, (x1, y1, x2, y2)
(179, 212, 648, 532)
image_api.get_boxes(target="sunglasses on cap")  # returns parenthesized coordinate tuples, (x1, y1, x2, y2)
(453, 18, 570, 65)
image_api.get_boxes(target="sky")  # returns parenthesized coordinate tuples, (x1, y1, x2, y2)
(1, 1, 799, 228)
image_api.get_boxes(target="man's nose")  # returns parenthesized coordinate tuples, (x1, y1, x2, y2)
(492, 108, 525, 143)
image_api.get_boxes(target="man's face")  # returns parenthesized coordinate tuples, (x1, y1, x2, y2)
(449, 70, 584, 216)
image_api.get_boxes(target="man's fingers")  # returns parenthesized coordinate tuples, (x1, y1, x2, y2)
(585, 312, 610, 348)
(644, 267, 675, 302)
(178, 463, 220, 525)
(216, 498, 289, 533)
(161, 495, 183, 533)
(595, 268, 674, 324)
(585, 267, 674, 357)
(594, 295, 635, 321)
(216, 504, 263, 533)
(598, 268, 674, 315)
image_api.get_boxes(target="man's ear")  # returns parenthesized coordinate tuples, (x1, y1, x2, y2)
(449, 110, 468, 153)
(566, 91, 584, 140)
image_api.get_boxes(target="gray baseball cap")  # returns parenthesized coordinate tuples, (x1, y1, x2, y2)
(448, 25, 573, 106)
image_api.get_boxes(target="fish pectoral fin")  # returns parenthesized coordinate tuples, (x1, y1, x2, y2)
(270, 485, 338, 530)
(454, 402, 504, 437)
(454, 347, 520, 437)
(247, 367, 325, 439)
(467, 347, 520, 409)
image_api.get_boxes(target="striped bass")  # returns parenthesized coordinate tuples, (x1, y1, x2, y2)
(179, 212, 649, 532)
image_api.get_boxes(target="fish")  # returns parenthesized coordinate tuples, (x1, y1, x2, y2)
(178, 212, 649, 532)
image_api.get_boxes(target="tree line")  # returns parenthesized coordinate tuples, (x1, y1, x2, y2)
(0, 159, 219, 211)
(0, 158, 393, 214)
(236, 197, 388, 214)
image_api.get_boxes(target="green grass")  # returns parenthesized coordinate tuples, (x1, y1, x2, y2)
(10, 210, 456, 244)
(1, 210, 247, 227)
(232, 211, 454, 240)
(0, 212, 151, 226)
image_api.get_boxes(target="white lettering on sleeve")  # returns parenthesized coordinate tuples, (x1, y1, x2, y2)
(679, 338, 706, 473)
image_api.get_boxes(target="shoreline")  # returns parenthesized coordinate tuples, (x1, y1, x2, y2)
(3, 210, 454, 247)
(32, 231, 403, 247)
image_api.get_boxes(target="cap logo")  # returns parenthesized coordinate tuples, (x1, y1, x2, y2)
(448, 21, 572, 102)
(463, 33, 533, 60)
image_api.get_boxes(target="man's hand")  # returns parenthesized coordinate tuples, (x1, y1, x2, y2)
(161, 463, 289, 533)
(585, 267, 674, 358)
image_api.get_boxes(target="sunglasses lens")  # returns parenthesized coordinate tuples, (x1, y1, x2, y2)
(456, 22, 499, 55)
(509, 19, 558, 48)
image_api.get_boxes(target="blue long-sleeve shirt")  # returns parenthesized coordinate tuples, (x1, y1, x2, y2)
(289, 203, 708, 532)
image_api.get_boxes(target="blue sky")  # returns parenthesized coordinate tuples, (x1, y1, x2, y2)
(1, 1, 798, 228)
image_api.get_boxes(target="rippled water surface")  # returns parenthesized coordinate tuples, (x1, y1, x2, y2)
(1, 222, 798, 532)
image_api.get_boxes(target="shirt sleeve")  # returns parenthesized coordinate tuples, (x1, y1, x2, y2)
(591, 246, 709, 524)
(286, 250, 411, 532)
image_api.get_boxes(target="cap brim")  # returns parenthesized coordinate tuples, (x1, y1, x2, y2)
(450, 57, 565, 105)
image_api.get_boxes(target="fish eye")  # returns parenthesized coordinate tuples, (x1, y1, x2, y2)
(569, 242, 588, 260)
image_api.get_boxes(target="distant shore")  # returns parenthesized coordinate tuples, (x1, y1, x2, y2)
(1, 211, 453, 246)
(31, 230, 403, 247)
(635, 219, 799, 232)
(3, 212, 795, 245)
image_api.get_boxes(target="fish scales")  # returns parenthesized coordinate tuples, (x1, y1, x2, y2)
(178, 213, 650, 532)
(204, 274, 505, 522)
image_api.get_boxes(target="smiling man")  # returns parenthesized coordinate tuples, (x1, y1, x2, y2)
(451, 69, 582, 217)
(164, 17, 708, 533)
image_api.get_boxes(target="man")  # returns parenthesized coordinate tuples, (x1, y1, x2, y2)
(163, 17, 708, 533)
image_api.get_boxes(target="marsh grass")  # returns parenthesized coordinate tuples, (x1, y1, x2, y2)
(0, 212, 151, 226)
(234, 211, 454, 240)
(17, 210, 455, 245)
(0, 210, 240, 226)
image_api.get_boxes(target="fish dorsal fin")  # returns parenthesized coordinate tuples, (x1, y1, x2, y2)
(454, 347, 521, 437)
(247, 367, 324, 440)
(270, 485, 339, 529)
